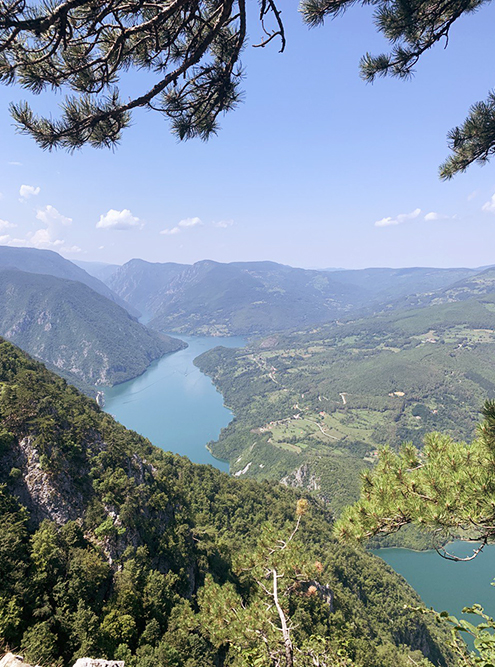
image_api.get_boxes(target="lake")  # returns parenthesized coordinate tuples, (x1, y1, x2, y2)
(103, 335, 246, 471)
(104, 336, 495, 632)
(376, 541, 495, 624)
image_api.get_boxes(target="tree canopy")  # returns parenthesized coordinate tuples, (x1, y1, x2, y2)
(1, 0, 494, 175)
(334, 400, 495, 559)
(334, 401, 495, 666)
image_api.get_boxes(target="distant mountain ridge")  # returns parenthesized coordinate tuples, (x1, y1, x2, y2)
(0, 246, 138, 317)
(108, 259, 368, 335)
(382, 266, 495, 312)
(0, 267, 185, 388)
(330, 266, 479, 303)
(104, 258, 484, 335)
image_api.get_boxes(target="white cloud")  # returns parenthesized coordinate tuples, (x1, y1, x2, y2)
(482, 194, 495, 213)
(19, 184, 40, 199)
(179, 217, 202, 228)
(424, 211, 452, 221)
(0, 219, 15, 231)
(36, 204, 72, 226)
(160, 216, 203, 235)
(60, 244, 82, 254)
(4, 204, 77, 251)
(8, 161, 22, 167)
(213, 219, 234, 228)
(468, 190, 479, 201)
(30, 228, 64, 247)
(97, 209, 141, 230)
(375, 208, 421, 228)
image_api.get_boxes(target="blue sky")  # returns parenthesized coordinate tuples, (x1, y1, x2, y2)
(1, 2, 495, 269)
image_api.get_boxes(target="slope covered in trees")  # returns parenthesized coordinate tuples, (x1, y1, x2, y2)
(0, 339, 452, 667)
(0, 268, 184, 388)
(195, 293, 495, 541)
(105, 259, 480, 336)
(0, 246, 136, 316)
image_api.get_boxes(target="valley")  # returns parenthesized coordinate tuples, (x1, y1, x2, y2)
(1, 245, 495, 666)
(194, 293, 495, 544)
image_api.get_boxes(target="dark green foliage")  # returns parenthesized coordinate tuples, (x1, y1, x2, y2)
(0, 1, 280, 149)
(336, 402, 495, 666)
(335, 400, 495, 546)
(0, 339, 451, 666)
(0, 268, 185, 387)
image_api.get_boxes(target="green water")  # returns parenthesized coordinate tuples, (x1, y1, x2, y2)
(376, 541, 495, 622)
(103, 335, 246, 471)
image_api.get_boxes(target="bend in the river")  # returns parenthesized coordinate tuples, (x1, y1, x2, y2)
(103, 337, 495, 627)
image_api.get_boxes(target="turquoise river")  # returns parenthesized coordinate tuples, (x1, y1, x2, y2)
(104, 336, 495, 628)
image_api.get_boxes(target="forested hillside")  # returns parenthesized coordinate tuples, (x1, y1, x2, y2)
(196, 292, 495, 538)
(0, 246, 135, 316)
(105, 259, 485, 335)
(0, 340, 452, 667)
(0, 269, 185, 388)
(107, 259, 364, 334)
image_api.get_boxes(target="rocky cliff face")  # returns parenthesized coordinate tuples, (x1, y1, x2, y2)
(2, 435, 89, 527)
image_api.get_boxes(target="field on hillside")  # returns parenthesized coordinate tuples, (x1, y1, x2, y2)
(196, 297, 495, 531)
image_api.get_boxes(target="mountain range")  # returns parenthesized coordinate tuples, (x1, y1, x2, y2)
(0, 246, 138, 316)
(0, 248, 188, 389)
(101, 258, 483, 335)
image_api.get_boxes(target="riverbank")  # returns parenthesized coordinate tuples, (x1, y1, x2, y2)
(102, 335, 246, 470)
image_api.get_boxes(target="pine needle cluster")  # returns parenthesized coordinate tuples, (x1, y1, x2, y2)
(335, 399, 495, 554)
(0, 0, 284, 149)
(300, 0, 494, 178)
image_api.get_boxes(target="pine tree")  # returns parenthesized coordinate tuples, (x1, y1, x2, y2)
(335, 399, 495, 557)
(300, 0, 495, 179)
(2, 0, 494, 174)
(335, 400, 495, 666)
(0, 0, 285, 150)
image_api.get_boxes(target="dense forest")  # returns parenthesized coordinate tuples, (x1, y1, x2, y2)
(0, 339, 452, 667)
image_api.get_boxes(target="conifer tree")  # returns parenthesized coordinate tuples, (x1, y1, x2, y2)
(301, 0, 495, 179)
(1, 0, 494, 175)
(0, 0, 285, 150)
(335, 399, 495, 557)
(199, 499, 354, 667)
(335, 400, 495, 665)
